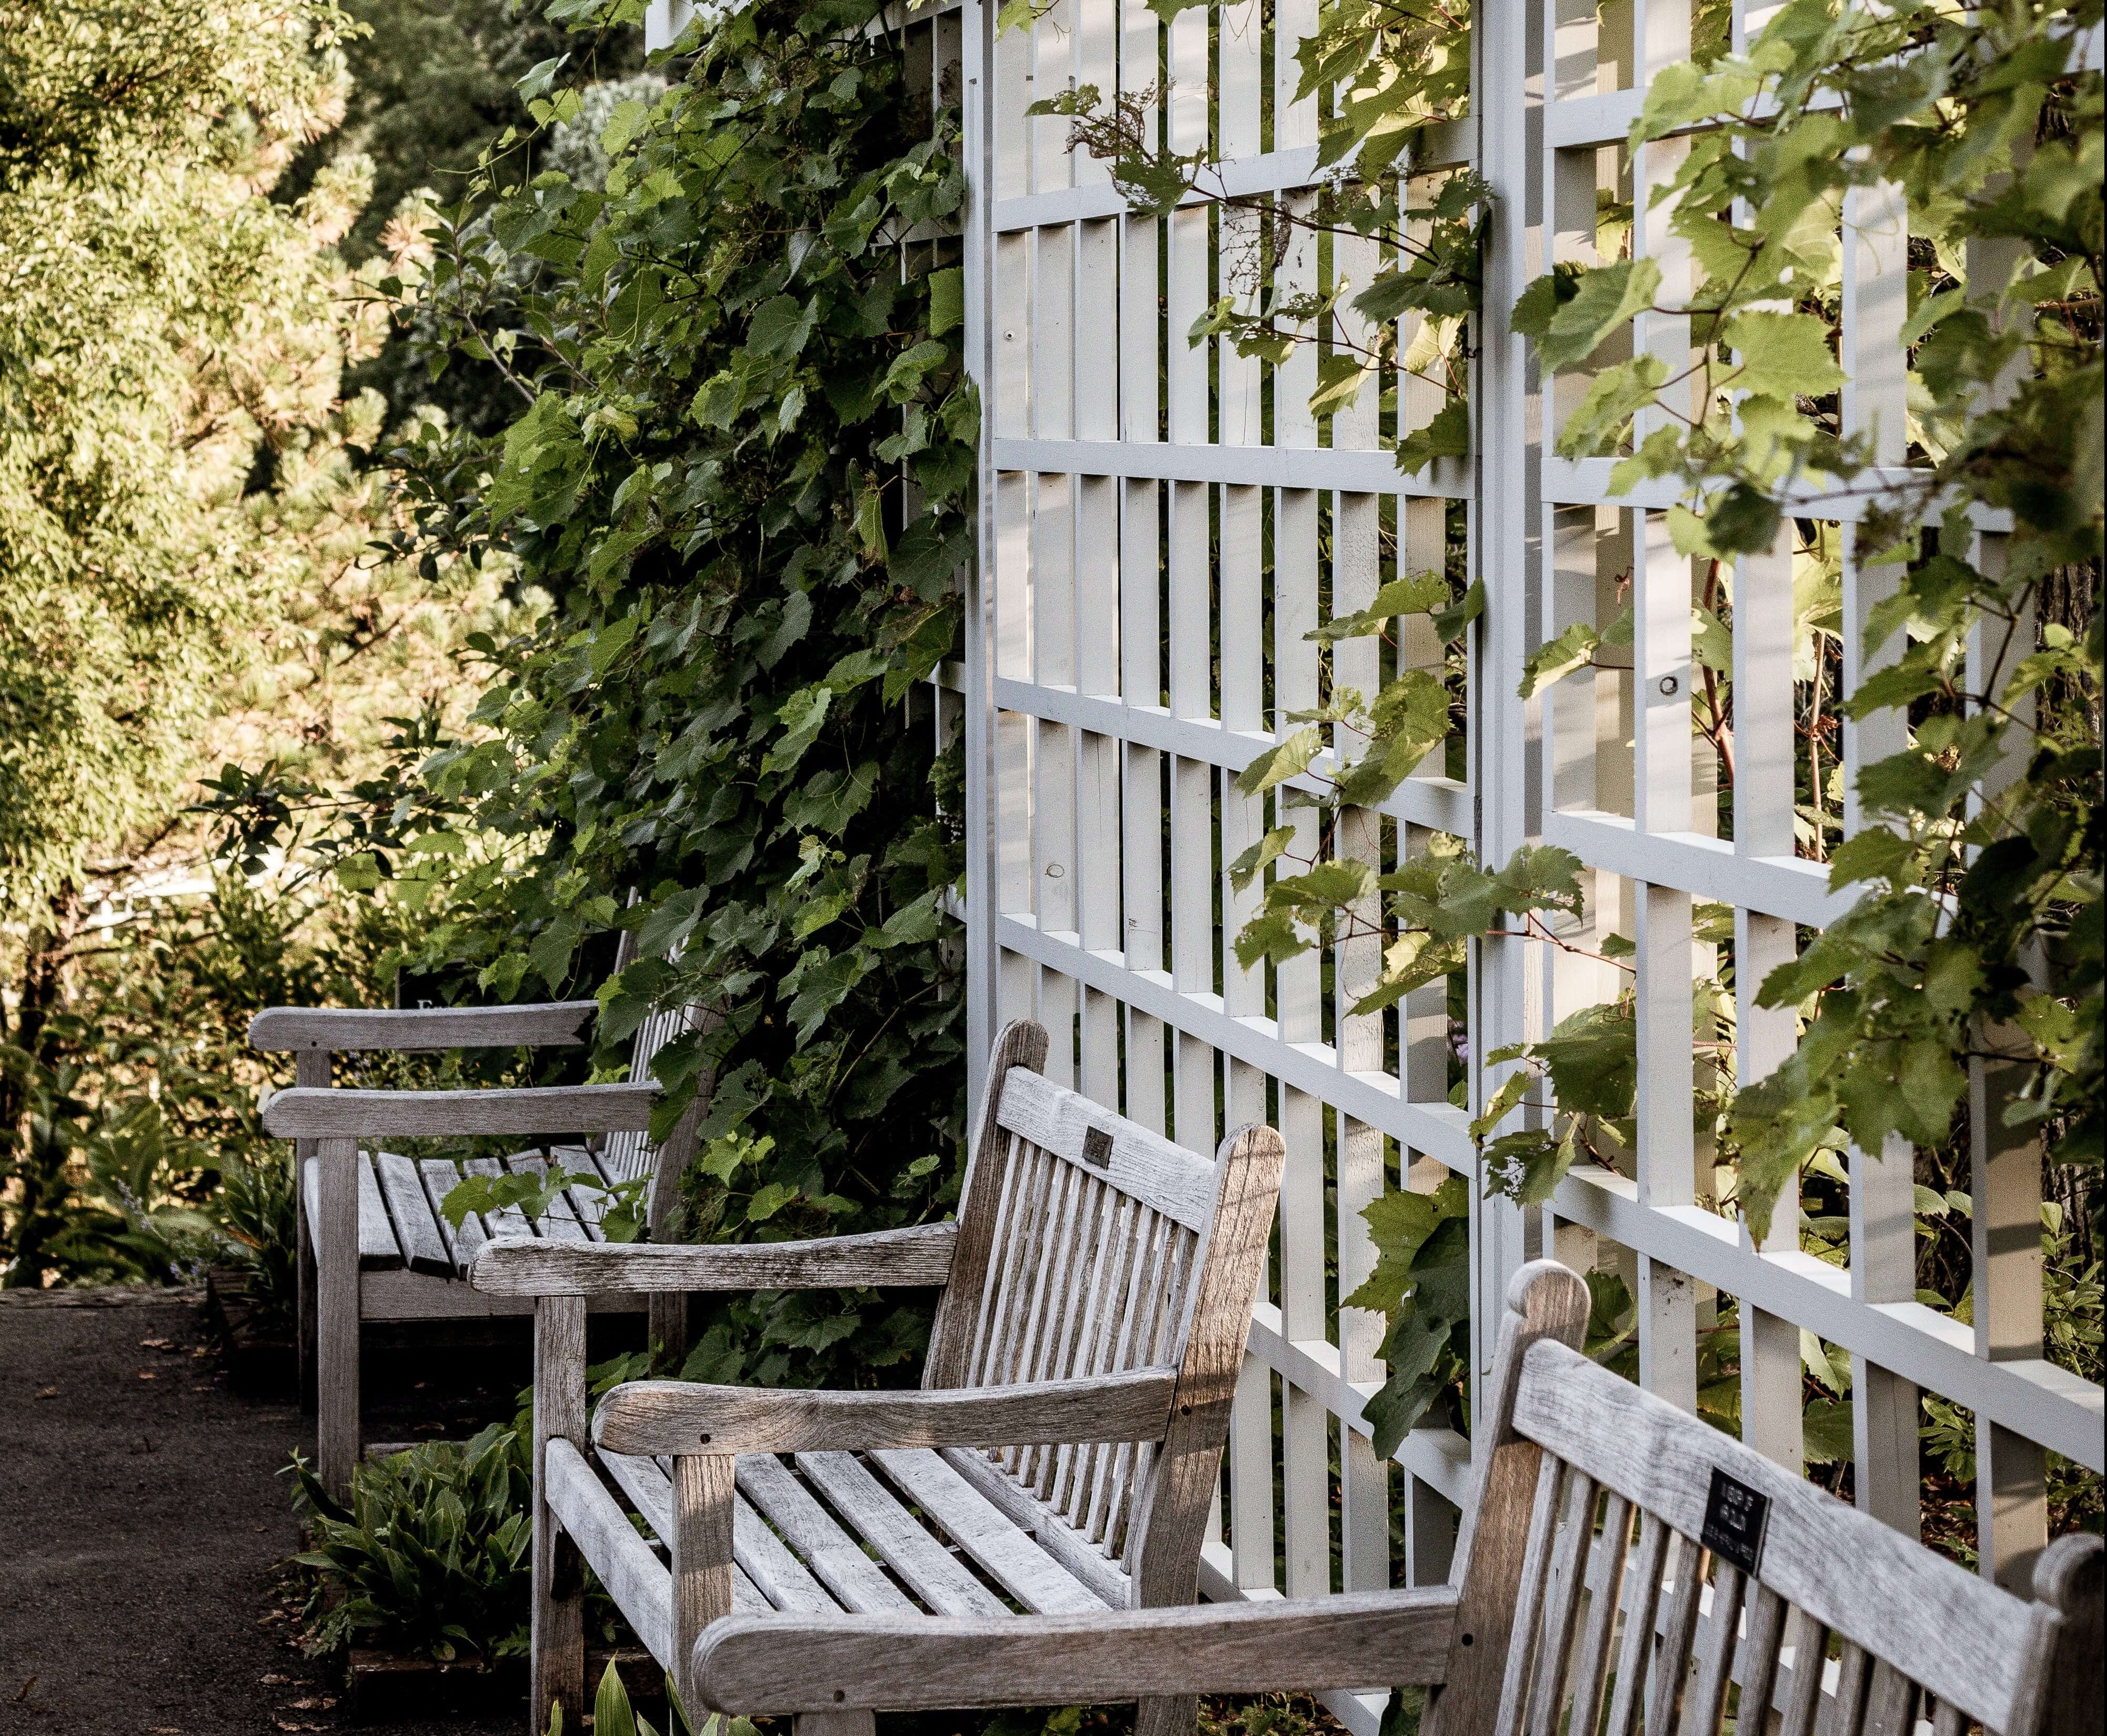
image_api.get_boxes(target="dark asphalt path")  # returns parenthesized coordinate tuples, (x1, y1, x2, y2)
(0, 1287, 516, 1736)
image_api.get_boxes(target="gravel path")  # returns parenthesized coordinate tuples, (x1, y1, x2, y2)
(0, 1286, 517, 1736)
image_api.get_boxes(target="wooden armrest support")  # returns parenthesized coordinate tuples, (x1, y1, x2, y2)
(691, 1587, 1460, 1713)
(260, 1082, 657, 1139)
(470, 1223, 959, 1297)
(248, 1001, 597, 1053)
(592, 1366, 1179, 1457)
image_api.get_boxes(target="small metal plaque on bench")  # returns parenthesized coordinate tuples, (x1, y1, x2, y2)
(1082, 1127, 1114, 1169)
(1700, 1466, 1770, 1577)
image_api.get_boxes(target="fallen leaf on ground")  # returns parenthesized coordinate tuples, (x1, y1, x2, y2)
(34, 1387, 56, 1400)
(260, 1674, 289, 1684)
(139, 1337, 173, 1350)
(135, 1369, 158, 1380)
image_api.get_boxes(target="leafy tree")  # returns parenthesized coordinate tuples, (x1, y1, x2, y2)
(0, 1, 521, 1285)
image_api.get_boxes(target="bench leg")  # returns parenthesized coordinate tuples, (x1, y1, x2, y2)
(1135, 1694, 1197, 1736)
(296, 1143, 317, 1416)
(532, 1296, 588, 1735)
(293, 1050, 328, 1416)
(316, 1136, 361, 1503)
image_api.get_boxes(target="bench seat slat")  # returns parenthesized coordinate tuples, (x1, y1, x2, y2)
(374, 1150, 453, 1276)
(597, 1451, 768, 1613)
(795, 1450, 1010, 1618)
(869, 1448, 1108, 1614)
(302, 1153, 405, 1271)
(735, 1452, 919, 1614)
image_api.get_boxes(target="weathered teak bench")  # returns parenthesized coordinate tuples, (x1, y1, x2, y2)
(692, 1260, 2102, 1736)
(254, 988, 715, 1498)
(465, 1020, 1287, 1736)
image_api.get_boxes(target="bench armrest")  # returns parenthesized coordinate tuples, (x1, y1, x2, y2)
(260, 1082, 657, 1139)
(470, 1223, 959, 1297)
(592, 1365, 1178, 1456)
(248, 1001, 598, 1054)
(691, 1587, 1460, 1713)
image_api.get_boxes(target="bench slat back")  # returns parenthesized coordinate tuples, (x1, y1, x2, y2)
(1488, 1336, 2057, 1736)
(924, 1023, 1284, 1593)
(598, 1002, 698, 1185)
(598, 928, 718, 1229)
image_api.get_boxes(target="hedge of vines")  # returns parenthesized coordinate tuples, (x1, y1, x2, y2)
(215, 0, 974, 1387)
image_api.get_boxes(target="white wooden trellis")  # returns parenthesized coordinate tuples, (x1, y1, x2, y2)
(639, 1, 2106, 1728)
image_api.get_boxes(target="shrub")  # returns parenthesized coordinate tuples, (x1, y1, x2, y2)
(289, 1424, 535, 1662)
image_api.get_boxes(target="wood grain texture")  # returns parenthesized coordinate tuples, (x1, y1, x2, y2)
(735, 1454, 917, 1615)
(262, 1082, 658, 1139)
(670, 1453, 737, 1713)
(592, 1366, 1177, 1458)
(1421, 1259, 1590, 1736)
(249, 1001, 595, 1052)
(374, 1150, 452, 1276)
(792, 1712, 875, 1736)
(995, 1066, 1221, 1233)
(315, 1135, 361, 1501)
(941, 1446, 1133, 1609)
(730, 1487, 839, 1614)
(595, 1452, 771, 1614)
(470, 1223, 959, 1297)
(925, 1020, 1050, 1389)
(545, 1436, 670, 1668)
(869, 1448, 1108, 1614)
(689, 1587, 1459, 1713)
(534, 1297, 590, 1728)
(1132, 1122, 1286, 1609)
(1513, 1336, 2043, 1732)
(2032, 1532, 2104, 1736)
(294, 1049, 327, 1415)
(300, 1151, 401, 1271)
(794, 1450, 1009, 1617)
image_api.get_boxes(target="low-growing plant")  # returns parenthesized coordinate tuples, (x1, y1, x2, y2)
(288, 1423, 536, 1662)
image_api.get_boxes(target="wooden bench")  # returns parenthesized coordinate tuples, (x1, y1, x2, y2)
(465, 1019, 1288, 1736)
(254, 988, 717, 1499)
(691, 1260, 2102, 1736)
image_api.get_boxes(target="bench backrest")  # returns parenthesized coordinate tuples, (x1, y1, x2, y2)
(1428, 1262, 2090, 1736)
(922, 1020, 1285, 1610)
(598, 928, 720, 1233)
